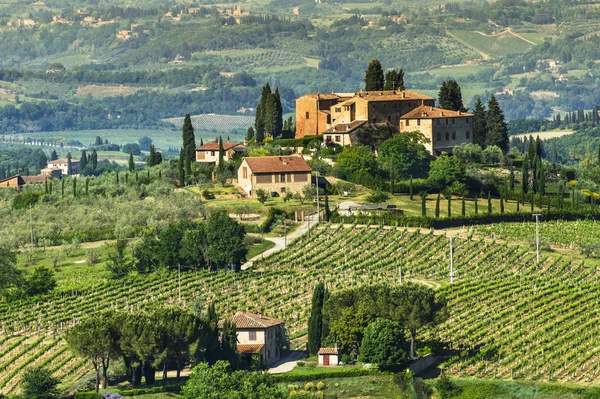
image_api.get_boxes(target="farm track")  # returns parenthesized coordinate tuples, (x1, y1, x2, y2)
(2, 224, 600, 389)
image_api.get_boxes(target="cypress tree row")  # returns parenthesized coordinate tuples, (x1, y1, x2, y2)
(308, 282, 327, 356)
(384, 67, 405, 91)
(255, 83, 283, 142)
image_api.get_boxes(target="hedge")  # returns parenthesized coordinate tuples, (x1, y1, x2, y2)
(74, 384, 181, 399)
(275, 135, 322, 148)
(271, 368, 385, 383)
(331, 210, 600, 229)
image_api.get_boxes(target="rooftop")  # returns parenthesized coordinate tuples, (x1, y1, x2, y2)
(48, 158, 80, 164)
(244, 155, 312, 174)
(196, 142, 243, 151)
(318, 347, 339, 355)
(356, 90, 434, 102)
(401, 105, 474, 119)
(323, 120, 367, 134)
(218, 312, 285, 329)
(237, 344, 264, 354)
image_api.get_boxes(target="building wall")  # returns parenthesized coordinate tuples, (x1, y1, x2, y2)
(236, 327, 281, 365)
(196, 148, 235, 164)
(0, 177, 20, 188)
(237, 329, 266, 345)
(323, 133, 353, 146)
(318, 354, 339, 366)
(237, 160, 311, 197)
(400, 116, 472, 155)
(296, 97, 318, 138)
(47, 161, 80, 175)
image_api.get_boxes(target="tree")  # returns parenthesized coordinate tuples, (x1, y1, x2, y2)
(390, 283, 448, 358)
(472, 97, 487, 148)
(217, 137, 224, 170)
(384, 67, 405, 91)
(254, 83, 272, 144)
(246, 126, 255, 142)
(509, 167, 515, 191)
(435, 193, 440, 218)
(420, 191, 427, 216)
(38, 151, 48, 170)
(438, 80, 465, 112)
(378, 132, 431, 179)
(308, 282, 327, 356)
(91, 149, 98, 170)
(148, 145, 158, 167)
(428, 155, 466, 190)
(220, 321, 239, 369)
(182, 114, 196, 174)
(65, 312, 121, 392)
(138, 136, 152, 151)
(25, 266, 56, 296)
(128, 151, 135, 172)
(359, 318, 407, 366)
(183, 361, 287, 399)
(366, 190, 390, 205)
(122, 143, 142, 156)
(50, 149, 58, 161)
(255, 188, 268, 204)
(485, 95, 509, 152)
(67, 152, 72, 175)
(178, 153, 185, 187)
(522, 156, 529, 194)
(20, 367, 60, 399)
(488, 191, 492, 214)
(79, 149, 87, 171)
(364, 59, 384, 91)
(336, 145, 378, 176)
(105, 239, 131, 279)
(0, 248, 22, 299)
(204, 210, 247, 270)
(272, 87, 283, 138)
(324, 195, 332, 221)
(435, 375, 461, 399)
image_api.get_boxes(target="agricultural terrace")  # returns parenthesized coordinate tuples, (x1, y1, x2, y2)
(0, 223, 600, 393)
(447, 30, 535, 59)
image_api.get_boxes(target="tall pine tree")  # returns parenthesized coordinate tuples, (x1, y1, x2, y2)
(384, 67, 405, 91)
(472, 97, 487, 148)
(254, 83, 272, 144)
(79, 150, 87, 171)
(67, 152, 72, 175)
(485, 95, 509, 152)
(182, 114, 195, 174)
(364, 59, 384, 91)
(273, 87, 283, 138)
(308, 282, 327, 355)
(438, 80, 465, 111)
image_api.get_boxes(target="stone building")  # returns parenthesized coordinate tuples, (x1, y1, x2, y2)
(195, 141, 245, 166)
(47, 158, 80, 176)
(237, 155, 312, 197)
(295, 90, 435, 139)
(399, 105, 474, 155)
(218, 312, 286, 367)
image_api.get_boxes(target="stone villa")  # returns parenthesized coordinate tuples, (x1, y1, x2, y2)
(237, 155, 312, 198)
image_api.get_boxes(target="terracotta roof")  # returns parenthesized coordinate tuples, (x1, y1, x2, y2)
(356, 90, 434, 102)
(301, 93, 342, 100)
(218, 312, 285, 329)
(244, 156, 311, 174)
(237, 344, 264, 354)
(323, 120, 367, 134)
(195, 142, 243, 151)
(48, 158, 80, 164)
(22, 175, 46, 184)
(318, 347, 339, 355)
(401, 105, 473, 119)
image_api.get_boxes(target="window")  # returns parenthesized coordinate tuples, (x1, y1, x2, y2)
(335, 135, 341, 142)
(406, 119, 410, 126)
(466, 118, 470, 124)
(445, 132, 449, 140)
(326, 114, 331, 124)
(335, 107, 341, 113)
(387, 115, 391, 122)
(466, 131, 470, 139)
(211, 151, 215, 156)
(281, 187, 286, 193)
(242, 167, 247, 179)
(417, 119, 421, 126)
(249, 331, 256, 341)
(445, 118, 449, 125)
(306, 112, 310, 119)
(452, 132, 456, 140)
(452, 118, 455, 125)
(437, 132, 441, 141)
(280, 173, 286, 183)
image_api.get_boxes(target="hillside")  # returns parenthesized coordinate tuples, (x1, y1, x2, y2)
(1, 222, 600, 394)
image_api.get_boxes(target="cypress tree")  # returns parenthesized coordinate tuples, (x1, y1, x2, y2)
(79, 150, 87, 171)
(500, 196, 504, 214)
(308, 283, 327, 355)
(218, 137, 224, 170)
(384, 67, 405, 91)
(364, 59, 384, 91)
(49, 180, 52, 194)
(390, 154, 395, 194)
(85, 177, 89, 195)
(517, 194, 520, 212)
(116, 172, 119, 184)
(530, 194, 534, 212)
(485, 95, 509, 152)
(50, 149, 58, 161)
(409, 175, 413, 200)
(538, 161, 546, 195)
(254, 83, 272, 144)
(125, 173, 128, 184)
(488, 191, 492, 214)
(91, 150, 98, 170)
(67, 152, 72, 175)
(273, 87, 283, 138)
(435, 193, 440, 218)
(178, 153, 185, 188)
(527, 135, 536, 164)
(44, 178, 48, 194)
(535, 136, 542, 158)
(148, 145, 156, 167)
(159, 169, 162, 180)
(246, 127, 255, 142)
(420, 191, 427, 216)
(509, 167, 515, 191)
(522, 156, 529, 194)
(182, 114, 195, 174)
(324, 195, 331, 222)
(129, 151, 135, 172)
(73, 177, 77, 197)
(472, 97, 487, 148)
(147, 169, 150, 180)
(462, 196, 466, 216)
(438, 80, 465, 111)
(475, 195, 478, 214)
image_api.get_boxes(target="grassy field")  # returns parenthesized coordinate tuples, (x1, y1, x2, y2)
(447, 30, 535, 59)
(417, 65, 498, 79)
(512, 130, 575, 141)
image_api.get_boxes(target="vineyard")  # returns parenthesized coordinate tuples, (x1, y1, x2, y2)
(447, 30, 535, 58)
(163, 113, 255, 133)
(2, 224, 600, 393)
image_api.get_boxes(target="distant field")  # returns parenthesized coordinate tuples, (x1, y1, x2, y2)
(418, 65, 497, 78)
(75, 85, 142, 99)
(512, 130, 575, 141)
(163, 114, 255, 133)
(448, 30, 535, 58)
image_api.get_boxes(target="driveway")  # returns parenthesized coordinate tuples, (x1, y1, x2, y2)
(267, 351, 306, 374)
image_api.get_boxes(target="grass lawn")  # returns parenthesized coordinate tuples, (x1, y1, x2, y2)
(246, 239, 276, 259)
(280, 374, 398, 398)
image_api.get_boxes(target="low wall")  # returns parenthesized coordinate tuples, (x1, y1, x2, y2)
(408, 354, 438, 374)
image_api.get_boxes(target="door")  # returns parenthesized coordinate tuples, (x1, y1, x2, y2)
(323, 355, 330, 366)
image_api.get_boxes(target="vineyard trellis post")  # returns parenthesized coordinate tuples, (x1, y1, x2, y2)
(450, 235, 455, 283)
(533, 213, 542, 264)
(316, 171, 320, 223)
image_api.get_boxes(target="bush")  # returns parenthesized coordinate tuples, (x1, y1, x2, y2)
(271, 368, 384, 383)
(75, 393, 103, 399)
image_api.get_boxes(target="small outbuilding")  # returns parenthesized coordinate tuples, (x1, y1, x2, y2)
(318, 347, 339, 366)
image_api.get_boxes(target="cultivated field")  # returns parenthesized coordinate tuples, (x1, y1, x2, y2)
(163, 114, 255, 133)
(447, 30, 535, 58)
(1, 223, 600, 393)
(512, 130, 575, 141)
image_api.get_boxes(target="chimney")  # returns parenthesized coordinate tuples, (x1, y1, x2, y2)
(458, 111, 462, 115)
(259, 313, 263, 319)
(430, 106, 434, 111)
(441, 112, 444, 116)
(402, 91, 406, 99)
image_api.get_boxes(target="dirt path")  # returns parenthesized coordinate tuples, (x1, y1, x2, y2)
(506, 27, 537, 45)
(267, 351, 306, 374)
(446, 31, 491, 60)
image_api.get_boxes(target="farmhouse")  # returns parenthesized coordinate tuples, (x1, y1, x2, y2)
(195, 141, 245, 165)
(47, 158, 80, 176)
(295, 90, 435, 139)
(218, 312, 285, 367)
(237, 155, 312, 197)
(0, 174, 46, 189)
(399, 105, 474, 155)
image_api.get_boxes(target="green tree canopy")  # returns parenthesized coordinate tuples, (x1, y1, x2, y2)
(336, 145, 378, 176)
(428, 154, 466, 190)
(378, 132, 432, 179)
(472, 96, 487, 148)
(384, 67, 405, 91)
(359, 318, 407, 366)
(438, 80, 465, 112)
(485, 95, 509, 152)
(20, 367, 60, 399)
(364, 59, 384, 91)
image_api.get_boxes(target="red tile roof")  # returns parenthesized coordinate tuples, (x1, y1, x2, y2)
(196, 142, 243, 151)
(301, 93, 343, 100)
(218, 312, 285, 329)
(318, 347, 339, 355)
(237, 344, 264, 354)
(48, 158, 80, 164)
(22, 175, 46, 184)
(323, 120, 367, 134)
(356, 90, 434, 102)
(401, 105, 473, 119)
(244, 156, 312, 174)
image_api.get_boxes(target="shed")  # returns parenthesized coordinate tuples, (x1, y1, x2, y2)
(318, 347, 339, 366)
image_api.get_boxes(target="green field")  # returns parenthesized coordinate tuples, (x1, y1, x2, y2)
(418, 65, 498, 79)
(447, 30, 535, 58)
(2, 221, 600, 394)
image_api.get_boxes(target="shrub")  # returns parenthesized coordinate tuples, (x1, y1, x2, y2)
(316, 381, 327, 391)
(303, 382, 315, 391)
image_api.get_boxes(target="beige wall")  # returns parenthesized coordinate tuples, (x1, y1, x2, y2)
(318, 354, 339, 366)
(400, 116, 473, 155)
(47, 161, 79, 175)
(196, 148, 235, 164)
(237, 326, 282, 365)
(0, 177, 20, 188)
(323, 133, 352, 146)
